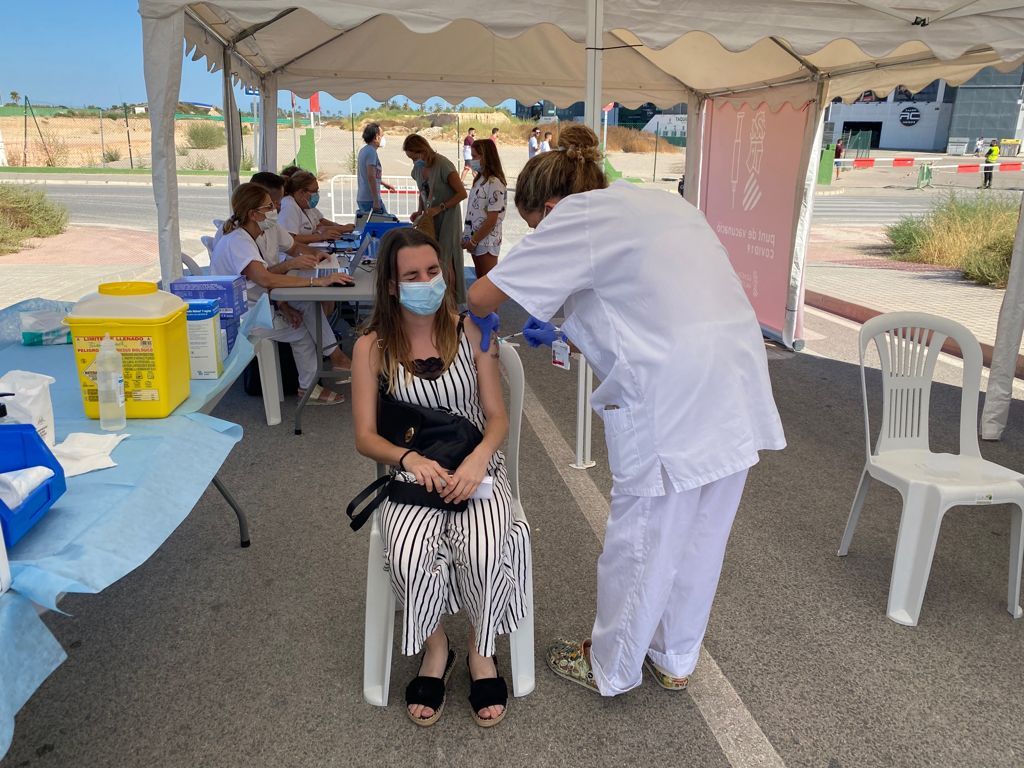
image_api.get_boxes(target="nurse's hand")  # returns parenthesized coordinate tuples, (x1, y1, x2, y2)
(444, 450, 489, 504)
(468, 312, 501, 352)
(523, 316, 563, 348)
(403, 452, 450, 494)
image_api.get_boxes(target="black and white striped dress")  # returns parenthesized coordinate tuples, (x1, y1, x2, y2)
(379, 328, 531, 658)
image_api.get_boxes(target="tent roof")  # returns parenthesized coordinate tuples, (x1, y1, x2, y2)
(141, 1, 1024, 106)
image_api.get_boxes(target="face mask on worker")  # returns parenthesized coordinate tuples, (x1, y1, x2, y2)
(470, 159, 481, 173)
(257, 209, 278, 232)
(307, 192, 320, 208)
(399, 273, 446, 315)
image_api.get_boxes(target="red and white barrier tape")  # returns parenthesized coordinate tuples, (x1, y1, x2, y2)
(835, 157, 1022, 172)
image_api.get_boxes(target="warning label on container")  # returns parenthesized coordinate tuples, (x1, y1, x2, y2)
(75, 335, 159, 402)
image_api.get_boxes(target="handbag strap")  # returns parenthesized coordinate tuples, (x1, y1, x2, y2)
(347, 474, 393, 531)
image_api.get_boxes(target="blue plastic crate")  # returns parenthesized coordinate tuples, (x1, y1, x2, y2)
(0, 424, 67, 549)
(357, 221, 410, 244)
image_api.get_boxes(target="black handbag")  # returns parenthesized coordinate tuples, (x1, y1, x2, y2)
(346, 393, 484, 531)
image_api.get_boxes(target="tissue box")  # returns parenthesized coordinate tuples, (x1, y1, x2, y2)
(185, 299, 224, 380)
(220, 314, 240, 353)
(0, 424, 67, 549)
(169, 275, 247, 320)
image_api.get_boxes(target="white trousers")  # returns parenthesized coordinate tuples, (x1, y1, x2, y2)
(589, 467, 749, 696)
(255, 310, 320, 390)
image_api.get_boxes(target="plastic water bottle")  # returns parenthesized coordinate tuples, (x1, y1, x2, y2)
(96, 334, 126, 431)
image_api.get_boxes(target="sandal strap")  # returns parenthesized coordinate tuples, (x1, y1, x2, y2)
(405, 649, 455, 710)
(405, 676, 446, 711)
(468, 675, 508, 712)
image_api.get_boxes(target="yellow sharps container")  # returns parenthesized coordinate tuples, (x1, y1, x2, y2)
(66, 282, 191, 419)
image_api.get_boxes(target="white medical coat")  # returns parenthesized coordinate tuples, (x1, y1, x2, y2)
(210, 227, 276, 305)
(278, 196, 323, 237)
(213, 221, 293, 266)
(488, 181, 786, 496)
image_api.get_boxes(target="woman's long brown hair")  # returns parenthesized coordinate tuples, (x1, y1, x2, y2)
(362, 227, 459, 392)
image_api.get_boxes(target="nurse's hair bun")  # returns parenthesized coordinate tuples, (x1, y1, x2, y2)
(557, 124, 602, 165)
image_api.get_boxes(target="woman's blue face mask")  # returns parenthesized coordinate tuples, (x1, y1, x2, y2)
(308, 191, 320, 208)
(399, 273, 446, 315)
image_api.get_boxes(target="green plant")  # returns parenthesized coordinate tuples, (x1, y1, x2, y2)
(884, 192, 1020, 286)
(102, 147, 122, 163)
(344, 151, 357, 175)
(176, 144, 189, 157)
(0, 183, 68, 254)
(186, 154, 215, 171)
(35, 132, 70, 167)
(240, 148, 254, 171)
(186, 121, 226, 149)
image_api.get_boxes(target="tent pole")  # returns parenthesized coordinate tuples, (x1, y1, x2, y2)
(223, 47, 242, 195)
(570, 0, 605, 472)
(981, 192, 1024, 440)
(142, 10, 185, 285)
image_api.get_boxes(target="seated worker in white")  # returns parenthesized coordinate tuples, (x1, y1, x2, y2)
(211, 182, 354, 405)
(215, 172, 325, 268)
(351, 228, 530, 728)
(279, 170, 355, 245)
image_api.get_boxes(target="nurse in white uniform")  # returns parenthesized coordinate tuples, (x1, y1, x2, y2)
(211, 182, 354, 405)
(467, 125, 786, 696)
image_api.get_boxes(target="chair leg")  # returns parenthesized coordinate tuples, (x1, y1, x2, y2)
(1008, 503, 1024, 620)
(509, 550, 536, 698)
(256, 339, 282, 426)
(363, 516, 396, 706)
(887, 485, 944, 626)
(838, 466, 871, 556)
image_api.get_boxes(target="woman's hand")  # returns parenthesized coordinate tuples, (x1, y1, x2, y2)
(403, 452, 451, 494)
(410, 210, 422, 223)
(462, 238, 477, 253)
(443, 449, 490, 504)
(315, 273, 355, 287)
(286, 252, 320, 271)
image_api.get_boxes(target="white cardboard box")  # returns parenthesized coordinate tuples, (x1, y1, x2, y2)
(185, 300, 224, 380)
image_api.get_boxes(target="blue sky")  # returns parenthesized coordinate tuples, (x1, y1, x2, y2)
(2, 0, 510, 114)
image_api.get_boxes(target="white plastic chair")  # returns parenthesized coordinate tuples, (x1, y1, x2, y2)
(363, 340, 535, 706)
(839, 312, 1024, 626)
(200, 235, 216, 261)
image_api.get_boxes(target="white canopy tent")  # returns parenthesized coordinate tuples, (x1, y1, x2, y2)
(138, 1, 1024, 420)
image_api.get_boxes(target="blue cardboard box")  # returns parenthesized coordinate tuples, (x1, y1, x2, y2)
(169, 276, 247, 320)
(220, 315, 239, 353)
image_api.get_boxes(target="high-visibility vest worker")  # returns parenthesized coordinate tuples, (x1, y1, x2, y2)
(986, 142, 1000, 164)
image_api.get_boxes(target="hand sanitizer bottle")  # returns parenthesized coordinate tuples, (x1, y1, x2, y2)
(96, 334, 126, 431)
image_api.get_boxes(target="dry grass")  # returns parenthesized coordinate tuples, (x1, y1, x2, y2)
(886, 193, 1019, 286)
(0, 183, 68, 254)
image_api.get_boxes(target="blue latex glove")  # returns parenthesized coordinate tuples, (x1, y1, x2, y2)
(469, 312, 501, 352)
(522, 316, 564, 348)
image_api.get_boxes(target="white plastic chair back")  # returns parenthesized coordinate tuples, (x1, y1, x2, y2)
(860, 312, 983, 460)
(499, 340, 525, 503)
(200, 235, 216, 262)
(181, 252, 205, 277)
(212, 218, 224, 231)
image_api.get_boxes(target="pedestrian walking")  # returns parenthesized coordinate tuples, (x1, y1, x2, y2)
(461, 127, 476, 182)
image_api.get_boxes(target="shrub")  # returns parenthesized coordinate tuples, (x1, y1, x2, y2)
(35, 132, 70, 167)
(186, 122, 226, 149)
(102, 147, 122, 163)
(186, 154, 215, 171)
(176, 144, 189, 157)
(0, 184, 69, 254)
(240, 148, 254, 171)
(885, 193, 1020, 286)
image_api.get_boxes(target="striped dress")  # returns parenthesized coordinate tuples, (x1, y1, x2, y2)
(379, 327, 531, 658)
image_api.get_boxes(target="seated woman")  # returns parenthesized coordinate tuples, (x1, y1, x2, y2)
(211, 182, 353, 405)
(352, 228, 530, 727)
(279, 170, 355, 245)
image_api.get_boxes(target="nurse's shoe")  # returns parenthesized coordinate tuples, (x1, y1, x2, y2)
(546, 638, 599, 693)
(643, 656, 689, 690)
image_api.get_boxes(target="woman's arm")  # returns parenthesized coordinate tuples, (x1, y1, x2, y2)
(467, 210, 500, 249)
(242, 260, 352, 289)
(352, 334, 450, 492)
(443, 320, 508, 504)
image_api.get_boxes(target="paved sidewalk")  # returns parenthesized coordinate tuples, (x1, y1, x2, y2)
(804, 225, 1020, 368)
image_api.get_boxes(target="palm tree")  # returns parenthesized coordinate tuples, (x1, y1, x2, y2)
(8, 91, 19, 105)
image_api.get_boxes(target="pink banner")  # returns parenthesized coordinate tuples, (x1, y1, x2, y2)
(700, 101, 809, 336)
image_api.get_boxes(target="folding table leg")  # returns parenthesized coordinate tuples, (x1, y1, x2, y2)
(212, 475, 251, 548)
